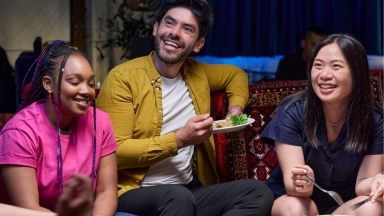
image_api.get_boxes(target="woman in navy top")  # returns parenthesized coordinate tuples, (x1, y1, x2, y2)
(261, 34, 383, 215)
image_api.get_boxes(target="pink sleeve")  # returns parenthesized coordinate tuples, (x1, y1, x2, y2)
(0, 128, 38, 168)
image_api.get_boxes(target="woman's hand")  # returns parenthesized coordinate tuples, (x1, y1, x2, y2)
(370, 173, 384, 203)
(55, 174, 93, 216)
(291, 165, 314, 193)
(275, 142, 311, 197)
(355, 154, 382, 197)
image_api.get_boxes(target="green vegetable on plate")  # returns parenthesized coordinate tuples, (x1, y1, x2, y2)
(229, 114, 248, 126)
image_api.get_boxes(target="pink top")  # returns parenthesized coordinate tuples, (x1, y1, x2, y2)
(0, 100, 117, 210)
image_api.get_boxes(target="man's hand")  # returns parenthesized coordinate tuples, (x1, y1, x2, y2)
(175, 113, 213, 149)
(55, 174, 93, 216)
(225, 105, 244, 120)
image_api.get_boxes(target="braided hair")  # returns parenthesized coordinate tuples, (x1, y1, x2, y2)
(17, 40, 97, 194)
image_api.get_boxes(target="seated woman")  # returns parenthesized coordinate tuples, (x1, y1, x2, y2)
(0, 41, 118, 215)
(261, 34, 383, 215)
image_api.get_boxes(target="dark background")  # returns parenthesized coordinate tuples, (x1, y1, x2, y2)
(196, 0, 383, 57)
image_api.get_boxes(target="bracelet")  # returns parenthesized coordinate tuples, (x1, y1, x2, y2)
(358, 173, 383, 182)
(370, 176, 376, 185)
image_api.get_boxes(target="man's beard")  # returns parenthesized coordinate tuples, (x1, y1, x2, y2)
(154, 34, 190, 64)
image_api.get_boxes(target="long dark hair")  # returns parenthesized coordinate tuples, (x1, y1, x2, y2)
(17, 40, 97, 193)
(156, 0, 214, 39)
(305, 34, 377, 153)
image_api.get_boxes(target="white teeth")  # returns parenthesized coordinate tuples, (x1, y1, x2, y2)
(76, 100, 87, 104)
(320, 85, 334, 89)
(164, 40, 179, 48)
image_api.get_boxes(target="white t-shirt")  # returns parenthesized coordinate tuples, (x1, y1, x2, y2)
(141, 73, 195, 187)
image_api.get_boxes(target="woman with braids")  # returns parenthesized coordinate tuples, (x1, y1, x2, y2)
(0, 40, 118, 216)
(261, 34, 383, 215)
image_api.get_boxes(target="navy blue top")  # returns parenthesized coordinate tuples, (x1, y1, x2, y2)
(260, 95, 383, 214)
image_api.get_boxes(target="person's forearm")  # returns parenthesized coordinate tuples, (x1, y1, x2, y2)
(286, 189, 313, 197)
(17, 204, 52, 213)
(356, 176, 374, 196)
(285, 185, 313, 197)
(226, 69, 249, 109)
(116, 133, 178, 169)
(0, 204, 56, 216)
(283, 174, 312, 197)
(356, 172, 384, 196)
(92, 192, 117, 216)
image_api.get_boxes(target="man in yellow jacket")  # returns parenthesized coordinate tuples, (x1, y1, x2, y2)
(97, 0, 273, 215)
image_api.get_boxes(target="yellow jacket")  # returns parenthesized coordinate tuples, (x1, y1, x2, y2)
(97, 53, 249, 196)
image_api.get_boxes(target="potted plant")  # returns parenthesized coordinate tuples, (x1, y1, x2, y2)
(98, 0, 160, 60)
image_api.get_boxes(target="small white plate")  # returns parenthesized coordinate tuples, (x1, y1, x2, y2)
(212, 118, 255, 134)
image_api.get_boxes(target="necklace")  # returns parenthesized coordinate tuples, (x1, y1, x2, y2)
(324, 117, 344, 132)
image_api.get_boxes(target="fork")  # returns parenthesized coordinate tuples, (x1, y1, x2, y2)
(213, 121, 222, 128)
(304, 174, 344, 206)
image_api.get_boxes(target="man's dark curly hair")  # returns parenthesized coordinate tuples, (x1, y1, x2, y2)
(155, 0, 214, 39)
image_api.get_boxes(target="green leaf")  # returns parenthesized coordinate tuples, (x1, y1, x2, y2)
(229, 114, 248, 126)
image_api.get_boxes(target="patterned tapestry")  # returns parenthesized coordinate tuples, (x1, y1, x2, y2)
(211, 80, 307, 182)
